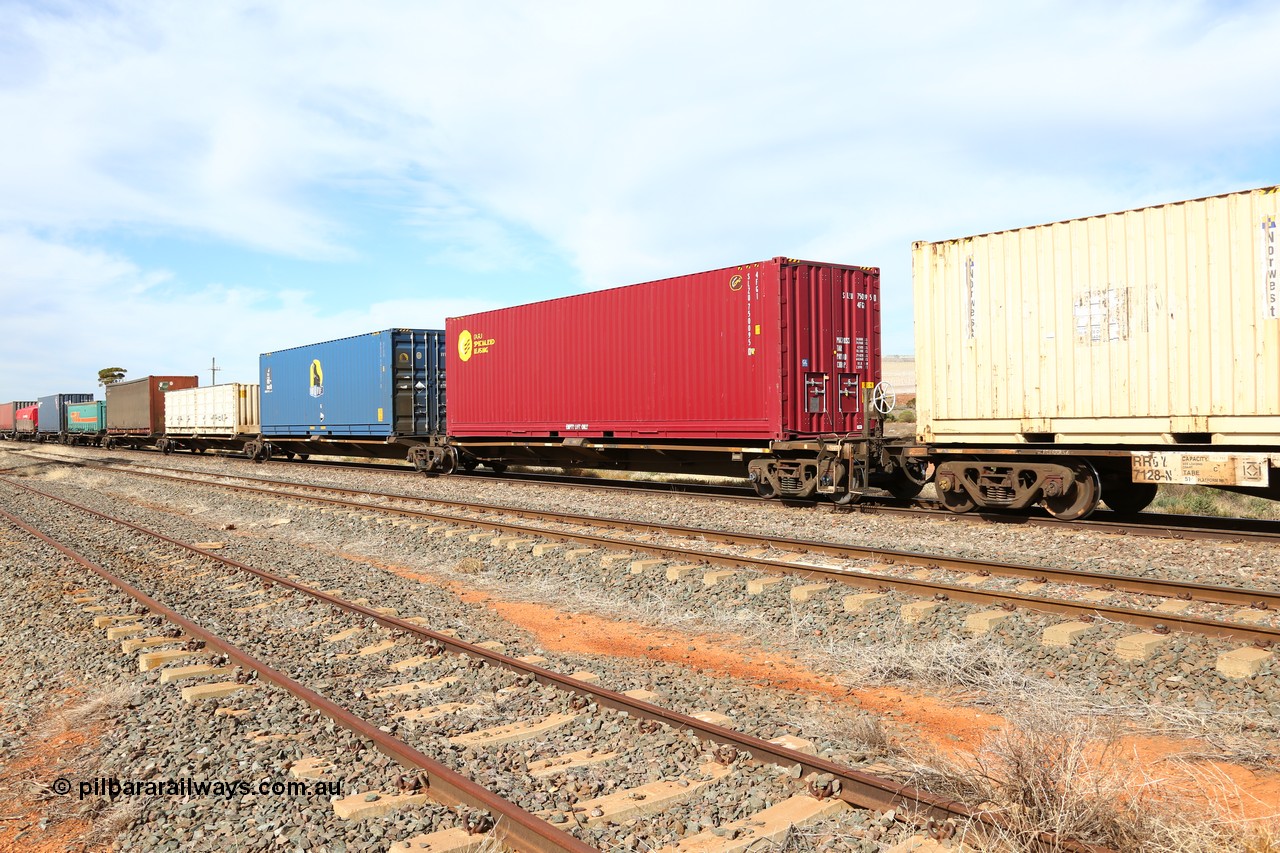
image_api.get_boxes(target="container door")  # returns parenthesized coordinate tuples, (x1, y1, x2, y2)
(779, 261, 881, 437)
(838, 373, 861, 414)
(781, 264, 836, 435)
(804, 373, 829, 420)
(392, 331, 446, 436)
(832, 267, 879, 433)
(392, 333, 421, 435)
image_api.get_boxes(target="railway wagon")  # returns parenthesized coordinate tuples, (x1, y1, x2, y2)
(36, 393, 94, 439)
(162, 383, 260, 453)
(105, 375, 199, 447)
(0, 401, 35, 439)
(446, 258, 906, 500)
(14, 405, 37, 438)
(913, 185, 1280, 519)
(252, 329, 446, 464)
(66, 401, 106, 444)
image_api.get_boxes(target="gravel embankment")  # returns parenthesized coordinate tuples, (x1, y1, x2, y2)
(28, 443, 1280, 591)
(0, 471, 914, 851)
(0, 524, 475, 853)
(5, 447, 1276, 743)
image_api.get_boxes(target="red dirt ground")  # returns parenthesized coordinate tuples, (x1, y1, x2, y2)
(362, 555, 1280, 825)
(0, 690, 105, 853)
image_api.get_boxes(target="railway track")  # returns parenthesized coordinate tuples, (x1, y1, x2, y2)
(0, 480, 1112, 853)
(11, 443, 1280, 546)
(10, 458, 1279, 648)
(207, 450, 1280, 545)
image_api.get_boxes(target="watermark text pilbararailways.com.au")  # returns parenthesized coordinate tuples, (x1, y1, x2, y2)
(53, 776, 344, 801)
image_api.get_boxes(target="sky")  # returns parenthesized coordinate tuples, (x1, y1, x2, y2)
(1, 0, 1279, 401)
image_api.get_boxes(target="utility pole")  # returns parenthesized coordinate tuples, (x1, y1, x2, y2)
(210, 357, 221, 386)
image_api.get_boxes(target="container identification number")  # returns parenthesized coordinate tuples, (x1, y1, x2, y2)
(1131, 451, 1269, 487)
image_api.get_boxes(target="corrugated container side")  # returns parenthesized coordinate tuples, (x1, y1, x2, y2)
(259, 330, 444, 438)
(106, 375, 200, 434)
(15, 406, 38, 433)
(0, 401, 35, 431)
(915, 186, 1280, 445)
(447, 258, 880, 440)
(165, 384, 260, 435)
(66, 401, 106, 433)
(36, 393, 94, 433)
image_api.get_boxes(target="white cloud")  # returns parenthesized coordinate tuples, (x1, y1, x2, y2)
(1, 0, 1279, 389)
(0, 230, 498, 400)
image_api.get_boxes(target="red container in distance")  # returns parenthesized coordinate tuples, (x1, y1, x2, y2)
(446, 257, 881, 441)
(15, 405, 38, 435)
(0, 401, 36, 433)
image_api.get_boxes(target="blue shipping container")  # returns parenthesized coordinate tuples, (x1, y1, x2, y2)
(259, 329, 445, 438)
(37, 393, 94, 433)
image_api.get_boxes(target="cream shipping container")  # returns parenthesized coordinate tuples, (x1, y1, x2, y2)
(163, 383, 260, 452)
(912, 185, 1280, 519)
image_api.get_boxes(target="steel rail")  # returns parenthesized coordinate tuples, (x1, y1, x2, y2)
(12, 445, 1280, 545)
(148, 456, 1280, 544)
(260, 452, 1280, 544)
(0, 507, 596, 853)
(843, 501, 1280, 546)
(82, 462, 1280, 617)
(0, 476, 1112, 853)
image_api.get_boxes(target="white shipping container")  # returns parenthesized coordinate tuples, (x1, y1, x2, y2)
(165, 383, 260, 435)
(914, 186, 1280, 446)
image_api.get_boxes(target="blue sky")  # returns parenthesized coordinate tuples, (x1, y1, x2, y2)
(1, 0, 1279, 401)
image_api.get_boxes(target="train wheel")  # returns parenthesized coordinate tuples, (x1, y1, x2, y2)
(752, 478, 778, 499)
(934, 466, 975, 513)
(1102, 481, 1158, 515)
(938, 486, 975, 513)
(885, 458, 930, 500)
(1043, 465, 1100, 520)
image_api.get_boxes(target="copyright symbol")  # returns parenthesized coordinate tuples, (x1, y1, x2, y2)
(51, 777, 71, 795)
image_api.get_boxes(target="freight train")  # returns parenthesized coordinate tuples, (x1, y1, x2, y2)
(2, 186, 1278, 521)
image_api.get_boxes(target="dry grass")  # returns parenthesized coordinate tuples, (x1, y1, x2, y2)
(909, 702, 1280, 853)
(38, 684, 142, 737)
(787, 704, 896, 760)
(814, 632, 1051, 698)
(83, 800, 144, 847)
(1150, 485, 1280, 520)
(1115, 703, 1280, 769)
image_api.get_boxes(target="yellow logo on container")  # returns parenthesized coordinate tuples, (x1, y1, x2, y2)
(729, 274, 743, 291)
(458, 329, 494, 361)
(309, 359, 324, 397)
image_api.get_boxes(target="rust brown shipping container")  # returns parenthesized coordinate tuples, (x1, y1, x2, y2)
(105, 375, 199, 435)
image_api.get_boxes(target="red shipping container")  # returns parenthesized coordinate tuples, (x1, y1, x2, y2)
(15, 405, 38, 434)
(0, 401, 35, 432)
(446, 258, 881, 440)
